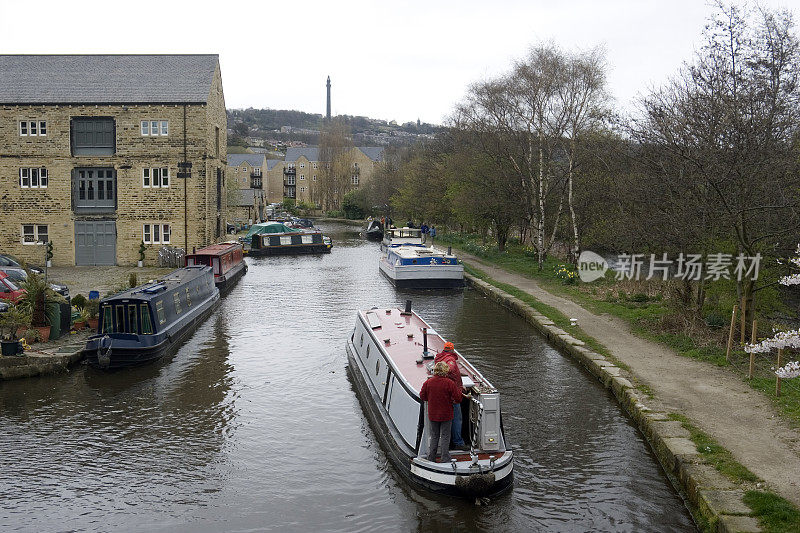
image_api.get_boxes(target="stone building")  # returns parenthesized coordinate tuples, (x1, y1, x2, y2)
(227, 153, 266, 223)
(269, 146, 384, 206)
(0, 54, 227, 266)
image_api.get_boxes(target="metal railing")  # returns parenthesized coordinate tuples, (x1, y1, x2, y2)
(157, 245, 185, 268)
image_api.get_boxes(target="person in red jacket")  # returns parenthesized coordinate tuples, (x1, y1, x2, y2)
(434, 341, 467, 449)
(420, 361, 463, 463)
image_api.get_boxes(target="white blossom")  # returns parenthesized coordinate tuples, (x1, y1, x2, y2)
(775, 361, 800, 379)
(744, 329, 800, 354)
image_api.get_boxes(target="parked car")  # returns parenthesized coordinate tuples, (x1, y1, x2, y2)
(0, 254, 43, 274)
(0, 267, 69, 298)
(0, 271, 26, 303)
(0, 301, 9, 314)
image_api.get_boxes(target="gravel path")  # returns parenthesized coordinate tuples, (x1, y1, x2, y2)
(455, 251, 800, 506)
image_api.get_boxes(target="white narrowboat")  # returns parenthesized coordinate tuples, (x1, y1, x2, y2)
(346, 304, 514, 497)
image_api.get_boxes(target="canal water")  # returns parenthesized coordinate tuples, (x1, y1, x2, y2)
(0, 221, 695, 532)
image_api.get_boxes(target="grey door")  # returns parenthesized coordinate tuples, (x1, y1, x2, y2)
(75, 221, 116, 266)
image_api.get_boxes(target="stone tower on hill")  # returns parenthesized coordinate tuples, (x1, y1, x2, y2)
(326, 76, 331, 120)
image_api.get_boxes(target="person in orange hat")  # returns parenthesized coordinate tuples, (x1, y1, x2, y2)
(420, 361, 463, 462)
(434, 341, 467, 450)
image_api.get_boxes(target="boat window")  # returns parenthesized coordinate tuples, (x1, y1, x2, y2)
(301, 235, 312, 244)
(101, 306, 113, 334)
(280, 236, 291, 245)
(128, 305, 138, 334)
(115, 306, 125, 333)
(375, 360, 380, 376)
(185, 287, 192, 307)
(412, 259, 418, 264)
(173, 292, 182, 315)
(140, 304, 153, 334)
(155, 300, 166, 325)
(360, 333, 363, 347)
(366, 344, 371, 358)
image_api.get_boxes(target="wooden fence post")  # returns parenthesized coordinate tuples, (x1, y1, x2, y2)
(739, 297, 747, 345)
(748, 319, 757, 379)
(776, 348, 783, 397)
(726, 304, 738, 363)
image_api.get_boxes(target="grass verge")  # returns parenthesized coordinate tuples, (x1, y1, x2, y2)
(743, 491, 800, 533)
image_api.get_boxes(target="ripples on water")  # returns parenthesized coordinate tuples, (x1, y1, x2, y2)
(0, 221, 695, 532)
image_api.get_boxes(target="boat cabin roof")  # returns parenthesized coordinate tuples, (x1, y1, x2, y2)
(387, 227, 421, 238)
(101, 265, 212, 303)
(360, 307, 494, 394)
(390, 246, 456, 259)
(186, 242, 241, 258)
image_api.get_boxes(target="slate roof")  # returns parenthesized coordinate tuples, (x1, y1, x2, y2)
(227, 153, 266, 168)
(237, 188, 265, 206)
(0, 54, 219, 104)
(284, 146, 384, 162)
(266, 159, 282, 170)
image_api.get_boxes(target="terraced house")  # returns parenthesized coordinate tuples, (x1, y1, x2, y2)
(0, 54, 228, 266)
(226, 153, 267, 224)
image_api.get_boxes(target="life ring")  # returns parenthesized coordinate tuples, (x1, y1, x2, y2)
(443, 259, 450, 264)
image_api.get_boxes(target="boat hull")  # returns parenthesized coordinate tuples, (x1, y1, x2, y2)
(379, 258, 465, 289)
(346, 341, 513, 497)
(83, 292, 219, 370)
(247, 243, 332, 256)
(216, 260, 247, 295)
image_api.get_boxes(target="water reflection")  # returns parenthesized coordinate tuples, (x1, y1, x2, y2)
(0, 221, 694, 532)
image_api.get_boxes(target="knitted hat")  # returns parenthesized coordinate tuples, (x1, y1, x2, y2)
(444, 341, 454, 350)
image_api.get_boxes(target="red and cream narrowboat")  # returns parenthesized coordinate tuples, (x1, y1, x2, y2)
(185, 242, 247, 295)
(346, 303, 514, 497)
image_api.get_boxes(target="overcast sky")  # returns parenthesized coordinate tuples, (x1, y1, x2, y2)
(1, 0, 797, 125)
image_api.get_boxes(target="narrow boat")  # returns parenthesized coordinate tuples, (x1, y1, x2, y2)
(346, 303, 514, 497)
(379, 245, 464, 289)
(248, 222, 332, 256)
(185, 241, 247, 295)
(364, 219, 384, 241)
(83, 266, 220, 369)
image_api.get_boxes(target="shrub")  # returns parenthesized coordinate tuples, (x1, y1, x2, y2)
(86, 299, 99, 319)
(705, 312, 726, 329)
(71, 294, 87, 310)
(631, 292, 649, 303)
(554, 264, 578, 285)
(128, 273, 138, 288)
(22, 328, 41, 343)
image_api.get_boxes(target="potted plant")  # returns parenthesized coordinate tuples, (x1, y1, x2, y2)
(86, 299, 100, 331)
(138, 240, 146, 268)
(71, 293, 87, 311)
(0, 305, 31, 356)
(73, 307, 89, 330)
(18, 271, 64, 343)
(46, 240, 53, 268)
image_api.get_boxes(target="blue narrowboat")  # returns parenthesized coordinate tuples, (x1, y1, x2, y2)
(83, 266, 220, 369)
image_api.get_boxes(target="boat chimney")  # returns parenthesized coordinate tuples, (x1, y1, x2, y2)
(401, 299, 412, 315)
(422, 327, 431, 359)
(447, 246, 452, 255)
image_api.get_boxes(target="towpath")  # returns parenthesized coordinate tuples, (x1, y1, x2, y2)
(453, 250, 800, 507)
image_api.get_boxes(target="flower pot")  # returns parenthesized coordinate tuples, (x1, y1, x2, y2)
(35, 326, 51, 343)
(87, 318, 99, 331)
(1, 340, 22, 356)
(73, 320, 86, 331)
(138, 260, 143, 268)
(46, 260, 52, 268)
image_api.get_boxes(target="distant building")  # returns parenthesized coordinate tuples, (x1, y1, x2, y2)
(267, 146, 384, 206)
(226, 154, 267, 223)
(0, 54, 227, 266)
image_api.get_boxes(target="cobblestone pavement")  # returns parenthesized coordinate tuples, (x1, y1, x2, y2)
(46, 266, 174, 299)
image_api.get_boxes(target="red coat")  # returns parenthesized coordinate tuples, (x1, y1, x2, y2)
(434, 350, 463, 390)
(420, 375, 463, 422)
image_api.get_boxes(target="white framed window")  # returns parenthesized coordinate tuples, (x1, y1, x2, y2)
(300, 186, 307, 192)
(141, 120, 168, 136)
(287, 176, 295, 185)
(352, 175, 359, 185)
(299, 174, 305, 180)
(143, 223, 171, 244)
(300, 163, 305, 168)
(312, 163, 318, 169)
(143, 167, 169, 188)
(353, 162, 358, 168)
(19, 120, 46, 136)
(313, 175, 317, 181)
(22, 224, 48, 244)
(288, 163, 295, 169)
(19, 167, 48, 188)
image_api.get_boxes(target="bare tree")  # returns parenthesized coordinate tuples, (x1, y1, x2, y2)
(318, 119, 356, 211)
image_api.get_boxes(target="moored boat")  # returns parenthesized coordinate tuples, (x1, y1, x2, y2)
(346, 304, 513, 497)
(381, 226, 425, 252)
(83, 266, 220, 369)
(364, 219, 383, 241)
(247, 222, 332, 256)
(379, 245, 464, 289)
(185, 241, 247, 295)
